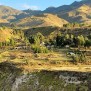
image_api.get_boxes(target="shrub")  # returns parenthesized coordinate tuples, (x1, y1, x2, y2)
(71, 52, 86, 63)
(31, 45, 49, 53)
(71, 55, 79, 63)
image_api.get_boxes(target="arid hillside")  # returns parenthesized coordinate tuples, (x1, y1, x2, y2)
(14, 14, 68, 28)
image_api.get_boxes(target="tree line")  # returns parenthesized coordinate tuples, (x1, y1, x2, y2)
(56, 34, 91, 48)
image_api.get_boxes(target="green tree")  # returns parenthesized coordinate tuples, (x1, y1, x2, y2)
(85, 39, 91, 48)
(36, 32, 44, 43)
(77, 35, 85, 46)
(29, 35, 40, 45)
(10, 39, 15, 47)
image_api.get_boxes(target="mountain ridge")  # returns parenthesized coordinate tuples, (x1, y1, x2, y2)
(14, 13, 68, 28)
(1, 0, 91, 27)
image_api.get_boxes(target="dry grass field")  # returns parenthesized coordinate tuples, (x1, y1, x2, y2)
(0, 47, 91, 72)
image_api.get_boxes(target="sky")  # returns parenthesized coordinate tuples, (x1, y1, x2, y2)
(0, 0, 81, 10)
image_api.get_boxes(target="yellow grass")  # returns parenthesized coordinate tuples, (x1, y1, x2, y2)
(0, 27, 13, 42)
(0, 48, 91, 72)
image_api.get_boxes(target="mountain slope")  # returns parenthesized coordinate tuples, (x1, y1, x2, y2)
(1, 0, 91, 26)
(57, 4, 90, 23)
(58, 4, 91, 23)
(0, 5, 24, 23)
(14, 14, 68, 28)
(44, 0, 91, 24)
(23, 9, 42, 16)
(0, 5, 21, 16)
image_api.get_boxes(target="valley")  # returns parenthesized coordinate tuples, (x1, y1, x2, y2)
(0, 0, 91, 91)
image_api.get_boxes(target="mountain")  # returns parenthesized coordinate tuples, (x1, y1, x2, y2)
(58, 2, 91, 24)
(0, 5, 43, 23)
(44, 0, 91, 14)
(1, 0, 91, 27)
(44, 0, 91, 24)
(0, 5, 23, 23)
(18, 0, 91, 25)
(57, 4, 91, 23)
(23, 9, 42, 15)
(0, 5, 21, 16)
(14, 14, 68, 28)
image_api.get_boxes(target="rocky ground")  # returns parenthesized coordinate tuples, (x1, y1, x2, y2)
(0, 62, 91, 91)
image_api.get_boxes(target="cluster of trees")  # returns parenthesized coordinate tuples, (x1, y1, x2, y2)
(28, 31, 91, 52)
(13, 29, 30, 46)
(31, 45, 49, 53)
(28, 31, 91, 62)
(29, 32, 49, 53)
(0, 39, 15, 48)
(29, 32, 44, 45)
(56, 34, 91, 48)
(13, 29, 25, 39)
(55, 33, 91, 63)
(63, 23, 84, 28)
(71, 51, 86, 63)
(0, 27, 29, 48)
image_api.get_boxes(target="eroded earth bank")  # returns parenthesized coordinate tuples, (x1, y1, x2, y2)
(0, 62, 91, 91)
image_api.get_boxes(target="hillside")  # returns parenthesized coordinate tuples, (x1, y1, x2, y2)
(0, 19, 8, 23)
(0, 5, 21, 16)
(58, 4, 91, 24)
(23, 9, 42, 16)
(0, 5, 42, 24)
(14, 14, 68, 28)
(0, 5, 24, 23)
(44, 0, 91, 24)
(1, 0, 91, 26)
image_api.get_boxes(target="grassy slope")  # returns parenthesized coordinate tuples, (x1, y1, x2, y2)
(25, 26, 91, 38)
(0, 27, 13, 42)
(0, 5, 22, 23)
(25, 26, 60, 37)
(15, 14, 68, 28)
(58, 4, 91, 24)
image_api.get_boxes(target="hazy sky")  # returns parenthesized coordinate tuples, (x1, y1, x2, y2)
(0, 0, 81, 10)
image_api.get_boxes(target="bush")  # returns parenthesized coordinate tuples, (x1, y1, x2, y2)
(31, 45, 49, 53)
(71, 55, 79, 63)
(71, 53, 86, 63)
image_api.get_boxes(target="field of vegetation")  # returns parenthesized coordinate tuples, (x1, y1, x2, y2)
(0, 25, 91, 72)
(0, 24, 91, 91)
